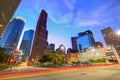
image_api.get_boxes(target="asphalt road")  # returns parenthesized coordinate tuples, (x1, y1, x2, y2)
(4, 64, 120, 80)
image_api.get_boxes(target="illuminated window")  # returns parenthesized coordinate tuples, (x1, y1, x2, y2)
(1, 12, 6, 21)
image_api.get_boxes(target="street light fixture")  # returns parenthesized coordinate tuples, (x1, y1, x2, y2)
(117, 30, 120, 35)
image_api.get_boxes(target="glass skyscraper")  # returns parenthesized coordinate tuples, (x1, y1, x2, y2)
(77, 30, 95, 52)
(0, 0, 21, 38)
(20, 29, 34, 61)
(0, 17, 25, 54)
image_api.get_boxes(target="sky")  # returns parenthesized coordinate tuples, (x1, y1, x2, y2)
(13, 0, 120, 50)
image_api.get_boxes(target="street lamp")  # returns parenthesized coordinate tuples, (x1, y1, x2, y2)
(117, 30, 120, 35)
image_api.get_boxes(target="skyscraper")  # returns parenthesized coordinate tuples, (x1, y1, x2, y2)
(30, 10, 48, 62)
(0, 0, 21, 38)
(101, 27, 118, 47)
(101, 27, 120, 56)
(0, 17, 25, 54)
(20, 29, 34, 61)
(71, 37, 78, 50)
(48, 43, 55, 51)
(77, 30, 95, 51)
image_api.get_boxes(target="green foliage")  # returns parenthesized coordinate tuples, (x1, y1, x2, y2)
(88, 58, 95, 63)
(88, 58, 106, 63)
(0, 64, 10, 71)
(39, 51, 64, 65)
(0, 47, 9, 63)
(39, 55, 50, 64)
(49, 52, 64, 64)
(96, 58, 103, 63)
(101, 58, 106, 62)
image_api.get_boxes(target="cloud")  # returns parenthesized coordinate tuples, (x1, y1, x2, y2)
(49, 13, 74, 24)
(33, 0, 75, 24)
(20, 0, 120, 28)
(62, 0, 75, 11)
(72, 1, 120, 27)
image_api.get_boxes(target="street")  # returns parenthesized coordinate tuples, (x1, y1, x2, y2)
(1, 64, 120, 80)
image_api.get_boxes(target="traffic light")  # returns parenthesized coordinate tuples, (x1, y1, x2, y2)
(104, 46, 113, 52)
(16, 49, 20, 53)
(20, 50, 23, 55)
(108, 46, 112, 50)
(9, 58, 14, 63)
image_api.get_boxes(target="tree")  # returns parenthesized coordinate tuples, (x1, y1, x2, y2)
(39, 51, 64, 65)
(48, 51, 64, 65)
(0, 47, 9, 63)
(39, 55, 50, 64)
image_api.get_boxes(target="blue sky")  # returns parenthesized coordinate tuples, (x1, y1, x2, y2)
(13, 0, 120, 50)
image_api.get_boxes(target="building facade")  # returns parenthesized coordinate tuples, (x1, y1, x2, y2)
(0, 17, 25, 54)
(0, 0, 21, 38)
(101, 27, 118, 47)
(77, 48, 106, 62)
(66, 53, 78, 63)
(77, 46, 120, 63)
(77, 30, 95, 52)
(20, 29, 34, 61)
(30, 10, 48, 62)
(56, 44, 66, 57)
(48, 43, 55, 51)
(101, 27, 120, 56)
(71, 37, 78, 51)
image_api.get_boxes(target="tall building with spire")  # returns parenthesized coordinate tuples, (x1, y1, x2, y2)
(0, 0, 21, 38)
(0, 17, 25, 54)
(30, 10, 48, 62)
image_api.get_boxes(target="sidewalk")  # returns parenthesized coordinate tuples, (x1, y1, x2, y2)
(0, 66, 47, 74)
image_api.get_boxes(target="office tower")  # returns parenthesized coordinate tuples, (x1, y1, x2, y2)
(0, 0, 21, 38)
(101, 27, 120, 56)
(30, 10, 48, 62)
(101, 27, 118, 47)
(20, 29, 34, 61)
(77, 30, 95, 51)
(0, 17, 25, 54)
(48, 43, 55, 51)
(56, 44, 66, 56)
(71, 37, 78, 50)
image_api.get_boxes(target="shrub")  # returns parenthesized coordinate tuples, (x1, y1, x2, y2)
(0, 64, 10, 71)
